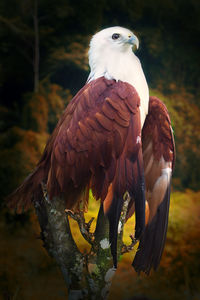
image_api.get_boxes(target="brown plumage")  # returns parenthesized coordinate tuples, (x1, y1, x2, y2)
(7, 78, 175, 272)
(132, 96, 175, 274)
(7, 76, 175, 273)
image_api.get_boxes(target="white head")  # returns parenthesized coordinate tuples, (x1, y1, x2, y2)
(88, 26, 139, 82)
(87, 26, 149, 128)
(89, 26, 139, 55)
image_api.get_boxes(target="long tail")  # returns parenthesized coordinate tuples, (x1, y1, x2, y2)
(132, 185, 171, 274)
(107, 194, 124, 267)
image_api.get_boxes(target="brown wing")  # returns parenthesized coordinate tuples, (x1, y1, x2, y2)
(46, 78, 143, 203)
(7, 76, 146, 266)
(47, 77, 146, 266)
(132, 96, 175, 274)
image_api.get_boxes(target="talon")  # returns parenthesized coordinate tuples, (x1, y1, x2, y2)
(86, 217, 95, 230)
(65, 209, 74, 214)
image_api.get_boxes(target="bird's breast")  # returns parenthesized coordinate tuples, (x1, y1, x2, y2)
(115, 55, 149, 128)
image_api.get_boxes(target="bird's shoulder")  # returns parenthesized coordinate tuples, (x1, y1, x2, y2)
(70, 77, 140, 113)
(55, 77, 141, 136)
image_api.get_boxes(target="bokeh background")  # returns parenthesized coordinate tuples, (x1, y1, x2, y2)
(0, 0, 200, 299)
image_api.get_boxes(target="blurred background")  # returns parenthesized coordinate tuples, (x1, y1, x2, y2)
(0, 0, 200, 299)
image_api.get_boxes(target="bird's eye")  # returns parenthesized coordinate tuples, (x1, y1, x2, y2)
(112, 33, 120, 40)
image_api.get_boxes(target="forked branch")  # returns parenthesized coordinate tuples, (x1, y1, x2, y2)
(34, 184, 136, 300)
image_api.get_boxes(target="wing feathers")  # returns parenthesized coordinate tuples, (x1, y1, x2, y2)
(104, 105, 145, 267)
(47, 77, 140, 211)
(131, 148, 146, 239)
(95, 112, 113, 131)
(132, 96, 175, 274)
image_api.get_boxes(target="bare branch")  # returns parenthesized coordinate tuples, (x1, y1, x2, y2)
(65, 209, 94, 245)
(121, 234, 138, 255)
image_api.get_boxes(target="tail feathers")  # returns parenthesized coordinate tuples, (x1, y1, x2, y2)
(7, 167, 45, 213)
(106, 194, 123, 268)
(132, 187, 170, 274)
(104, 147, 145, 268)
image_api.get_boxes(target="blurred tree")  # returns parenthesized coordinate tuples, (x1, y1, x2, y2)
(0, 0, 75, 106)
(22, 80, 71, 133)
(0, 0, 40, 95)
(0, 127, 48, 200)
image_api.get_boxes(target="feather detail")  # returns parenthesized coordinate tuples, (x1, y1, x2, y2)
(7, 78, 140, 213)
(132, 96, 175, 274)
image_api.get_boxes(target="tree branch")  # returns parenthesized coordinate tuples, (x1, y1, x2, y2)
(65, 210, 94, 245)
(34, 184, 134, 299)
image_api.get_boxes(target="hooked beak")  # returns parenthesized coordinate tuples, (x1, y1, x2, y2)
(127, 35, 139, 50)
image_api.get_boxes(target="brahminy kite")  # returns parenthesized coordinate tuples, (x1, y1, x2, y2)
(8, 26, 175, 274)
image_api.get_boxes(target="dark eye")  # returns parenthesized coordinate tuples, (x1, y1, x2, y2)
(112, 33, 120, 40)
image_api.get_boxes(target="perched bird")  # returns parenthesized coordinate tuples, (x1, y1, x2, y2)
(8, 26, 175, 274)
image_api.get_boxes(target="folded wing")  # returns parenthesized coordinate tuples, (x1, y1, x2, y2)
(7, 77, 146, 267)
(132, 96, 175, 274)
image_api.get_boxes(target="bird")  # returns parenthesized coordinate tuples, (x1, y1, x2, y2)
(7, 26, 175, 274)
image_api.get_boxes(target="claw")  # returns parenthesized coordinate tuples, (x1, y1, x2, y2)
(130, 234, 137, 244)
(65, 209, 74, 214)
(86, 217, 95, 231)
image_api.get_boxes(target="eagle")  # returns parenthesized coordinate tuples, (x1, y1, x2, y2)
(8, 26, 175, 274)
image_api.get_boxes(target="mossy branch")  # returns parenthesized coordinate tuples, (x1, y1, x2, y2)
(34, 184, 136, 300)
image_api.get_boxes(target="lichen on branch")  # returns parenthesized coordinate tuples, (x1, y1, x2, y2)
(34, 184, 136, 300)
